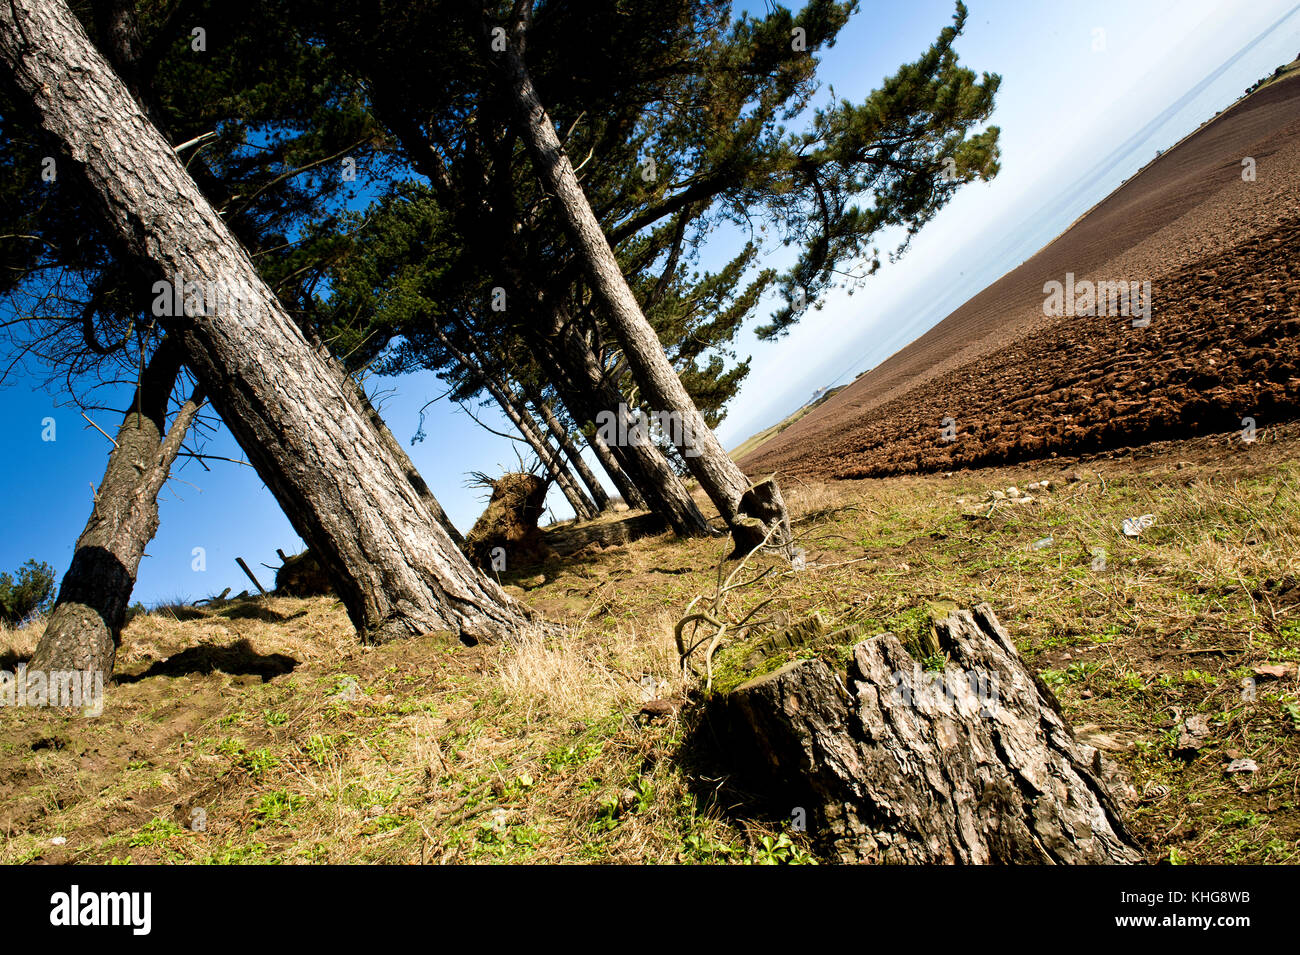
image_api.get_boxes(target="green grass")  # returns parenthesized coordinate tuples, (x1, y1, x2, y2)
(3, 434, 1300, 865)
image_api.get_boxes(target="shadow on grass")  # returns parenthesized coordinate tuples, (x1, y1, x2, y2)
(116, 638, 298, 684)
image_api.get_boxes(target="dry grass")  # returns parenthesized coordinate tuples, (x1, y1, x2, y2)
(0, 614, 43, 665)
(2, 425, 1299, 864)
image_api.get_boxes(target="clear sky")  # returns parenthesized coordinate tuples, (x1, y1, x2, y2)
(3, 0, 1299, 606)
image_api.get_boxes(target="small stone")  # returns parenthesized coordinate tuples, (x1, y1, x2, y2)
(1253, 663, 1297, 681)
(988, 490, 1006, 501)
(50, 836, 67, 846)
(639, 699, 678, 719)
(1224, 758, 1258, 774)
(1176, 714, 1211, 754)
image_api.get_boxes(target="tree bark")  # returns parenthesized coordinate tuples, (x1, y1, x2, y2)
(537, 352, 648, 511)
(531, 395, 611, 513)
(346, 376, 466, 550)
(532, 303, 710, 536)
(28, 337, 197, 679)
(0, 0, 531, 644)
(90, 0, 143, 93)
(511, 395, 597, 521)
(351, 38, 687, 530)
(497, 26, 791, 556)
(716, 604, 1144, 864)
(586, 417, 647, 510)
(501, 386, 595, 521)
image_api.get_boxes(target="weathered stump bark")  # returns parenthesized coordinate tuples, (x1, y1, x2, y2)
(718, 604, 1143, 864)
(731, 476, 793, 557)
(543, 511, 668, 557)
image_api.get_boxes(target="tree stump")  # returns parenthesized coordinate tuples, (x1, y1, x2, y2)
(465, 473, 552, 572)
(275, 550, 333, 597)
(717, 603, 1143, 864)
(731, 475, 794, 558)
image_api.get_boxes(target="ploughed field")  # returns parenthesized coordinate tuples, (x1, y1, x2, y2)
(741, 63, 1300, 483)
(749, 214, 1300, 480)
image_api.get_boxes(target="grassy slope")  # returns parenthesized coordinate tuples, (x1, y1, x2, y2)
(3, 425, 1300, 864)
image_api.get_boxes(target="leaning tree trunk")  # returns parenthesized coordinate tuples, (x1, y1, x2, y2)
(432, 327, 595, 520)
(532, 304, 709, 535)
(531, 395, 611, 513)
(533, 341, 648, 512)
(498, 33, 790, 556)
(292, 287, 468, 551)
(488, 380, 595, 521)
(358, 58, 683, 531)
(345, 376, 466, 550)
(585, 418, 647, 510)
(716, 604, 1144, 864)
(0, 0, 529, 644)
(511, 397, 597, 521)
(28, 337, 198, 680)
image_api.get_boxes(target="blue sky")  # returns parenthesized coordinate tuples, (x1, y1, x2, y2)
(3, 0, 1300, 606)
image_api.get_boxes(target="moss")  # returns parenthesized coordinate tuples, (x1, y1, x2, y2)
(708, 612, 875, 696)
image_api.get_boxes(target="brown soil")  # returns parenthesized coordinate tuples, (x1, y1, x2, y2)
(741, 65, 1300, 482)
